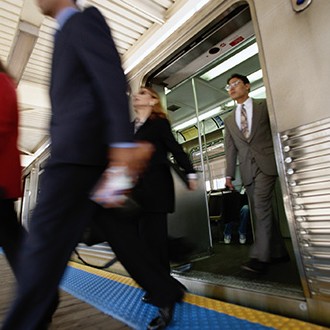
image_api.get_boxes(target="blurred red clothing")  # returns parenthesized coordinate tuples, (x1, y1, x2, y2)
(0, 72, 21, 199)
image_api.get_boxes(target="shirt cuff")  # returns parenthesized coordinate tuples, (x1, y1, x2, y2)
(110, 142, 137, 148)
(187, 173, 198, 180)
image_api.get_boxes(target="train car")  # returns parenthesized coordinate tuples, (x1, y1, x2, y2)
(2, 0, 329, 327)
(125, 1, 330, 326)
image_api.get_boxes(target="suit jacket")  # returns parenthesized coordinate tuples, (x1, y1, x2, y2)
(133, 117, 195, 213)
(0, 73, 21, 199)
(224, 99, 277, 186)
(50, 7, 133, 166)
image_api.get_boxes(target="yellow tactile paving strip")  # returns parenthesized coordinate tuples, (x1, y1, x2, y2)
(68, 262, 327, 330)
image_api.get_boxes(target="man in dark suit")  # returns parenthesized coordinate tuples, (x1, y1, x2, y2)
(2, 1, 183, 329)
(224, 73, 288, 274)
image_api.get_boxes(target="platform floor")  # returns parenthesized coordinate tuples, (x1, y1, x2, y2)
(0, 253, 327, 330)
(0, 254, 130, 329)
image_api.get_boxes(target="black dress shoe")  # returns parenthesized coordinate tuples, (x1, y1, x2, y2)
(142, 293, 152, 304)
(147, 304, 174, 330)
(142, 283, 185, 305)
(241, 259, 268, 274)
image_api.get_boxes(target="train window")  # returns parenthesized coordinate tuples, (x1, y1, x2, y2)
(190, 139, 226, 191)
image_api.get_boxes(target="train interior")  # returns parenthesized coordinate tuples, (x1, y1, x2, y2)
(70, 3, 306, 321)
(152, 4, 302, 289)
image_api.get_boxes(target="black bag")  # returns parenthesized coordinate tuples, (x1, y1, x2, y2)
(76, 217, 114, 269)
(80, 221, 106, 246)
(76, 196, 142, 269)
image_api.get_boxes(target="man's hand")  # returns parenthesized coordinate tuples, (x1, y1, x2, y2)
(188, 179, 198, 191)
(108, 142, 154, 181)
(225, 177, 235, 190)
(90, 143, 154, 208)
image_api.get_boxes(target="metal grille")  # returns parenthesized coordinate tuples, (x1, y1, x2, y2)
(280, 117, 330, 301)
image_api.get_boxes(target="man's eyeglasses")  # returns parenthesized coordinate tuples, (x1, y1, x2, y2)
(225, 80, 242, 91)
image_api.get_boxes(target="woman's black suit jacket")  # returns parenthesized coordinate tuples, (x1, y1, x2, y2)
(133, 117, 195, 213)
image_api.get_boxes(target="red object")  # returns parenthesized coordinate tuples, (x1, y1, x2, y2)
(229, 36, 244, 47)
(0, 72, 22, 198)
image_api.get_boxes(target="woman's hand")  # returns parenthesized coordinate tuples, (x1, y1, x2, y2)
(188, 178, 198, 191)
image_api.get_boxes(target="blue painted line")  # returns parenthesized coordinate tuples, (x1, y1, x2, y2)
(60, 265, 275, 330)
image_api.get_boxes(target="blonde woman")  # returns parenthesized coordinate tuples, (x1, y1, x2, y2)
(132, 87, 197, 303)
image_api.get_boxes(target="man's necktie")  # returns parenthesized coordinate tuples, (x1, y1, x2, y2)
(240, 104, 249, 138)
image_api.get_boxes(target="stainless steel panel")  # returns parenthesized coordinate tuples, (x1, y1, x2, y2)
(291, 0, 313, 12)
(173, 271, 308, 322)
(280, 117, 330, 303)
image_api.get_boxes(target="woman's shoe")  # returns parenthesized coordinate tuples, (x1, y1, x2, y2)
(147, 304, 174, 330)
(142, 292, 152, 304)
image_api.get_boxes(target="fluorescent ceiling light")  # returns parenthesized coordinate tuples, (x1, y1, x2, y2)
(173, 106, 221, 131)
(200, 43, 259, 81)
(7, 21, 39, 82)
(173, 118, 197, 131)
(198, 107, 221, 121)
(224, 100, 235, 108)
(247, 69, 263, 83)
(250, 86, 266, 98)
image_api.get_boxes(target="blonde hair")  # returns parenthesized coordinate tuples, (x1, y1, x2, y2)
(143, 87, 168, 120)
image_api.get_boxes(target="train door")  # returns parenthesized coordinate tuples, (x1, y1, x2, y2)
(147, 6, 291, 246)
(20, 151, 49, 229)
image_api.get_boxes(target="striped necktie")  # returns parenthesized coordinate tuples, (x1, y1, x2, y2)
(240, 104, 249, 138)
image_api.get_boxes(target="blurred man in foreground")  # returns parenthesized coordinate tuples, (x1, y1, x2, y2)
(2, 1, 183, 329)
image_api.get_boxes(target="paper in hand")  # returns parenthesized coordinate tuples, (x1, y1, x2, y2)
(90, 166, 133, 208)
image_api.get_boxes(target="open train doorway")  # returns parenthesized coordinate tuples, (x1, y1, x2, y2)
(145, 3, 304, 319)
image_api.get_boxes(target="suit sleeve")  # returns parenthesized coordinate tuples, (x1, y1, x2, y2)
(73, 8, 133, 144)
(159, 119, 195, 174)
(224, 121, 238, 180)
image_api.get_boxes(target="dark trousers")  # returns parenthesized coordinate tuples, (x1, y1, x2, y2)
(2, 163, 181, 330)
(138, 212, 170, 274)
(0, 199, 25, 276)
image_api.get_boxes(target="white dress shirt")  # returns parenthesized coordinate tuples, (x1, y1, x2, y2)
(235, 97, 253, 133)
